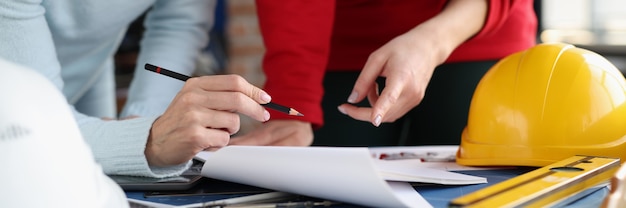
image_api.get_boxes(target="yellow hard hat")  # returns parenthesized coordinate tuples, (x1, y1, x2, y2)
(456, 43, 626, 167)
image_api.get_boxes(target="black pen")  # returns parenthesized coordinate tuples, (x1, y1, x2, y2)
(145, 63, 303, 116)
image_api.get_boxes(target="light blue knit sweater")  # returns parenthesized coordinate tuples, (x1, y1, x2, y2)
(0, 0, 214, 177)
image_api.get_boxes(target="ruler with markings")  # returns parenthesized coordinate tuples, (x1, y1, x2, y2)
(450, 155, 620, 208)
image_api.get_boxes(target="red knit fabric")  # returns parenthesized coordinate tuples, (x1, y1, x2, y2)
(256, 0, 537, 128)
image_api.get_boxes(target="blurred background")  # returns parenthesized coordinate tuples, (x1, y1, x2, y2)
(540, 0, 626, 72)
(114, 0, 626, 133)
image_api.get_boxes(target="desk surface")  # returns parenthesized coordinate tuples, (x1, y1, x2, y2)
(126, 168, 608, 207)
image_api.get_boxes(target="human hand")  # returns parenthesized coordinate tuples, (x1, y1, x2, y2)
(337, 0, 487, 127)
(229, 120, 313, 146)
(145, 75, 272, 167)
(338, 28, 442, 127)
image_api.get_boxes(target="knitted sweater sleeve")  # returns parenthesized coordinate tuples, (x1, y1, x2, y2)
(120, 0, 215, 117)
(74, 112, 190, 177)
(0, 0, 189, 178)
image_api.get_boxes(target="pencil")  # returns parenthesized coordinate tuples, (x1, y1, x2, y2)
(144, 63, 303, 116)
(184, 191, 294, 208)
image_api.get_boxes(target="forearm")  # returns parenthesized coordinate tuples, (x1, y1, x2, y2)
(75, 111, 191, 177)
(409, 0, 488, 65)
(0, 1, 64, 89)
(121, 0, 215, 117)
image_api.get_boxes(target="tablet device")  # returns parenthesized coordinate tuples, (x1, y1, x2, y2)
(109, 159, 204, 191)
(142, 178, 273, 198)
(109, 174, 204, 191)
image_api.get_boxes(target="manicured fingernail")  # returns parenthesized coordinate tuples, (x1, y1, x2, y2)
(373, 114, 382, 127)
(337, 106, 347, 115)
(261, 91, 272, 103)
(348, 91, 358, 103)
(264, 110, 271, 121)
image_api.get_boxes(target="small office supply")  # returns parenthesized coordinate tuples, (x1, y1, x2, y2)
(450, 155, 620, 208)
(180, 191, 293, 208)
(222, 200, 338, 208)
(144, 63, 303, 116)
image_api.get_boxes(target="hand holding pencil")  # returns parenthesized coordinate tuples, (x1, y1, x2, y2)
(145, 64, 302, 116)
(143, 64, 297, 167)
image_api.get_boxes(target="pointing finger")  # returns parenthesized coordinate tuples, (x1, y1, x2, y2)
(350, 51, 387, 104)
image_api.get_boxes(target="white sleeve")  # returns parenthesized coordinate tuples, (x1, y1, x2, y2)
(0, 59, 129, 208)
(0, 0, 190, 177)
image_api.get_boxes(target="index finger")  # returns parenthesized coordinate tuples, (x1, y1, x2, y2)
(350, 52, 387, 104)
(190, 74, 272, 104)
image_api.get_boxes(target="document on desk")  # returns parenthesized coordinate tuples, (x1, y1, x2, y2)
(198, 146, 486, 208)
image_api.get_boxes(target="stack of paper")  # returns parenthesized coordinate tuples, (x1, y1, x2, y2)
(198, 146, 486, 207)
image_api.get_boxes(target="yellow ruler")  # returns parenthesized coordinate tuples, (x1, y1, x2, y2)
(450, 155, 620, 208)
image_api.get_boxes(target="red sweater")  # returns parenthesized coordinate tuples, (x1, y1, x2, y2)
(256, 0, 537, 128)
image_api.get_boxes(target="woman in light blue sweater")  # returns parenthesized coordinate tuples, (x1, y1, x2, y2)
(0, 0, 272, 178)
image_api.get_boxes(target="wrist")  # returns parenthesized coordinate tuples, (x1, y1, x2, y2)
(408, 0, 488, 64)
(144, 136, 160, 167)
(145, 119, 165, 167)
(407, 25, 453, 65)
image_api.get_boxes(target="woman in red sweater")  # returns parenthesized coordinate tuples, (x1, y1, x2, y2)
(231, 0, 537, 146)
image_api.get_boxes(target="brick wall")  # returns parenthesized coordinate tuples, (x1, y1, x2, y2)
(226, 0, 264, 84)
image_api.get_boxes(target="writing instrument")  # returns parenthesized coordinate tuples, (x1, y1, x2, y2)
(224, 200, 338, 208)
(181, 191, 294, 208)
(145, 63, 303, 116)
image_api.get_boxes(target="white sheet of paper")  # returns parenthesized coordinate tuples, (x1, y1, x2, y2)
(199, 146, 493, 207)
(200, 146, 431, 207)
(375, 161, 486, 184)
